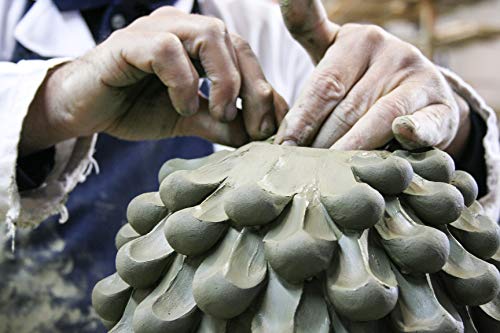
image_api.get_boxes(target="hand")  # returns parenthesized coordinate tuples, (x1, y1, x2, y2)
(21, 7, 287, 155)
(276, 0, 470, 157)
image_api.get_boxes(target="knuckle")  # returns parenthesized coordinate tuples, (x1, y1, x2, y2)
(253, 80, 274, 102)
(334, 99, 364, 126)
(151, 33, 178, 57)
(284, 112, 318, 143)
(127, 16, 148, 30)
(213, 70, 241, 95)
(151, 6, 179, 16)
(382, 97, 408, 119)
(310, 71, 346, 103)
(108, 29, 129, 42)
(362, 25, 386, 44)
(204, 18, 227, 37)
(395, 46, 423, 68)
(233, 36, 254, 56)
(342, 23, 362, 31)
(329, 111, 354, 132)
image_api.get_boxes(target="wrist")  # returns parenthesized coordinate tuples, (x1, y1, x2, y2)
(446, 92, 471, 159)
(20, 63, 79, 155)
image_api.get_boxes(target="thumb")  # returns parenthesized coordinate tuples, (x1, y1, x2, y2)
(392, 104, 458, 150)
(279, 0, 339, 63)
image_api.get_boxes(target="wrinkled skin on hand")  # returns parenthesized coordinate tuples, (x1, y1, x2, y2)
(276, 0, 470, 157)
(21, 7, 287, 155)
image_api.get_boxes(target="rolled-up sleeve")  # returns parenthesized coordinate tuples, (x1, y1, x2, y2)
(0, 59, 97, 232)
(440, 67, 500, 222)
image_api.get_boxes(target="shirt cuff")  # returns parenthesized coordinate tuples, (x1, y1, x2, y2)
(439, 66, 500, 221)
(0, 58, 99, 232)
(455, 111, 488, 198)
(16, 146, 55, 191)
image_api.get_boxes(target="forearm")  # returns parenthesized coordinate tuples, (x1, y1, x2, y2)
(19, 63, 76, 156)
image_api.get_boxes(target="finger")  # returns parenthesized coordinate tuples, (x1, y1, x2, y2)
(231, 34, 277, 139)
(135, 11, 241, 122)
(118, 31, 199, 116)
(279, 0, 339, 62)
(311, 64, 390, 148)
(392, 103, 458, 150)
(185, 17, 241, 122)
(274, 40, 371, 146)
(174, 95, 249, 147)
(273, 90, 289, 124)
(330, 84, 432, 150)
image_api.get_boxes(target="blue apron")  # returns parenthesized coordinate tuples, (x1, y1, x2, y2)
(0, 1, 212, 332)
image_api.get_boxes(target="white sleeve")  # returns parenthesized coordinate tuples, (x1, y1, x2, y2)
(439, 67, 500, 222)
(0, 59, 97, 233)
(201, 0, 314, 105)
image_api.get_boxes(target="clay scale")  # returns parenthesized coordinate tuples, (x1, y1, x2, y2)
(92, 142, 500, 332)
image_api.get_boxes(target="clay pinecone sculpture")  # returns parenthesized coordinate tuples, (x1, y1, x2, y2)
(92, 142, 500, 333)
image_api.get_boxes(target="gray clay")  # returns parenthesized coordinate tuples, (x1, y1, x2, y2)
(375, 197, 450, 273)
(394, 148, 455, 183)
(449, 204, 500, 259)
(263, 193, 337, 283)
(451, 170, 479, 207)
(91, 142, 500, 332)
(127, 192, 168, 235)
(115, 223, 141, 250)
(92, 272, 132, 324)
(326, 230, 398, 321)
(192, 228, 266, 319)
(116, 218, 175, 288)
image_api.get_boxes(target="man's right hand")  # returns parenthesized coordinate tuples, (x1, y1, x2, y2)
(21, 7, 287, 155)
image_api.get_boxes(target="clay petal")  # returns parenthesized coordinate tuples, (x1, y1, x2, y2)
(251, 268, 303, 333)
(376, 197, 449, 273)
(159, 170, 223, 212)
(133, 255, 201, 333)
(158, 150, 232, 183)
(352, 154, 414, 195)
(192, 228, 267, 319)
(92, 272, 132, 323)
(109, 289, 151, 333)
(115, 223, 141, 250)
(294, 280, 331, 333)
(451, 171, 479, 207)
(390, 271, 464, 333)
(224, 182, 291, 227)
(326, 230, 398, 321)
(440, 227, 500, 306)
(470, 290, 500, 332)
(116, 218, 175, 288)
(196, 314, 227, 333)
(489, 247, 500, 271)
(164, 207, 228, 256)
(264, 194, 337, 283)
(327, 305, 391, 333)
(403, 175, 465, 226)
(321, 183, 385, 231)
(127, 192, 168, 235)
(394, 149, 455, 183)
(449, 206, 500, 260)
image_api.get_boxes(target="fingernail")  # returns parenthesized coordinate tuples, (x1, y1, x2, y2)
(259, 114, 276, 137)
(281, 140, 297, 146)
(393, 116, 418, 140)
(393, 116, 421, 149)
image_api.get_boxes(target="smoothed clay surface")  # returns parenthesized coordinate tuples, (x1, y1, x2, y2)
(93, 142, 500, 332)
